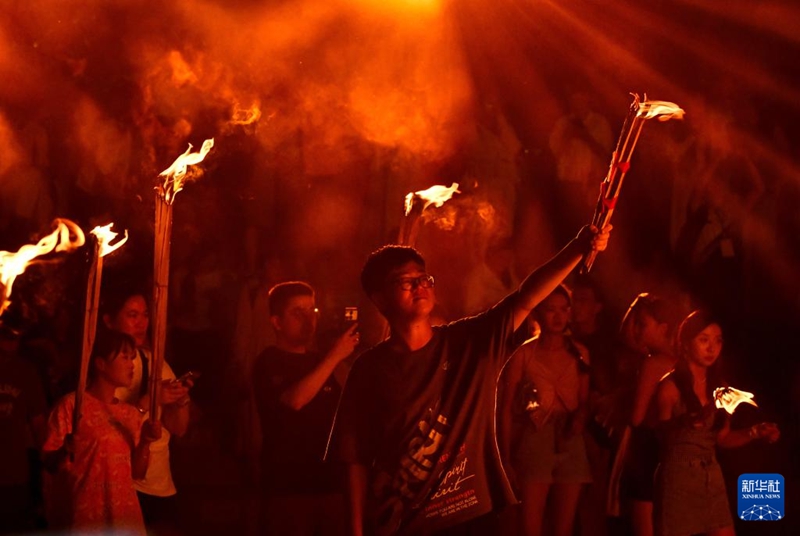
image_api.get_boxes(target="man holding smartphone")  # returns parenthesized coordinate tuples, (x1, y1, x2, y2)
(253, 281, 359, 536)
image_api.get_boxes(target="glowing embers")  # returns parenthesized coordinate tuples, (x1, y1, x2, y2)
(231, 101, 262, 126)
(158, 138, 215, 204)
(0, 219, 85, 315)
(714, 386, 758, 415)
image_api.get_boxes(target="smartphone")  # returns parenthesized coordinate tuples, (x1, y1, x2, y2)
(175, 370, 200, 386)
(344, 306, 359, 322)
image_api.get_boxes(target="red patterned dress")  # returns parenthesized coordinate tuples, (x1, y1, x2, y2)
(43, 392, 145, 534)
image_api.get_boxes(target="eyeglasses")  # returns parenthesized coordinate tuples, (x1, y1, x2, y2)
(391, 274, 435, 291)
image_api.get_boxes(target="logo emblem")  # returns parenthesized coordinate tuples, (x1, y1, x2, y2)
(738, 473, 784, 521)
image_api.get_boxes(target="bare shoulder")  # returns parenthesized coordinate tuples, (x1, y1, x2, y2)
(656, 377, 680, 403)
(642, 352, 675, 379)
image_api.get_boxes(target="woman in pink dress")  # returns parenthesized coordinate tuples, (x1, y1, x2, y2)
(43, 329, 160, 534)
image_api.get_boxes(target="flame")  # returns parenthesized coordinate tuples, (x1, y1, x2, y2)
(637, 98, 686, 122)
(404, 182, 461, 216)
(713, 386, 758, 415)
(158, 138, 215, 203)
(90, 224, 129, 257)
(0, 219, 85, 315)
(231, 101, 262, 125)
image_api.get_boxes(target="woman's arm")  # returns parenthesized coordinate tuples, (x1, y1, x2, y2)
(42, 434, 73, 473)
(631, 355, 672, 427)
(656, 379, 679, 423)
(717, 420, 780, 449)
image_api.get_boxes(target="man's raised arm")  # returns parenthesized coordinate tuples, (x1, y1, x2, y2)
(510, 225, 611, 330)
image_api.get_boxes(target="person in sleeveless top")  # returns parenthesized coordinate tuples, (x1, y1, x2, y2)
(614, 293, 679, 536)
(500, 285, 591, 536)
(653, 310, 779, 536)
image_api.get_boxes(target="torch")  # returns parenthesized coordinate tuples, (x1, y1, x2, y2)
(375, 183, 461, 340)
(1, 219, 85, 317)
(714, 386, 758, 415)
(73, 224, 128, 435)
(150, 139, 214, 418)
(398, 182, 461, 246)
(582, 95, 684, 273)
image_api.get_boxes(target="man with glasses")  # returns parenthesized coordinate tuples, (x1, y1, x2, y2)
(328, 225, 611, 536)
(253, 281, 359, 536)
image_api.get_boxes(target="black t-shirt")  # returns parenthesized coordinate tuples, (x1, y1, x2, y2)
(252, 347, 341, 494)
(328, 296, 521, 535)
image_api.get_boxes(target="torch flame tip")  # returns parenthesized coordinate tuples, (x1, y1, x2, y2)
(90, 223, 129, 257)
(404, 182, 461, 216)
(1, 219, 86, 315)
(157, 138, 216, 203)
(713, 386, 758, 415)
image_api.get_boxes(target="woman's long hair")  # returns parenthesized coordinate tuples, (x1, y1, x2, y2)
(534, 284, 589, 372)
(671, 310, 727, 419)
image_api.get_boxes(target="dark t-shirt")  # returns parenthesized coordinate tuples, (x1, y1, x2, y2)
(0, 356, 47, 486)
(252, 347, 341, 494)
(328, 296, 521, 535)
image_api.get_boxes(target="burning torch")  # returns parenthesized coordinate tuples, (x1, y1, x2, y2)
(1, 219, 86, 317)
(582, 95, 684, 272)
(713, 386, 758, 415)
(150, 139, 214, 418)
(73, 224, 128, 435)
(398, 182, 461, 246)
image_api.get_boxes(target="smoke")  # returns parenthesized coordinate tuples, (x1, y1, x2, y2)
(1, 0, 472, 183)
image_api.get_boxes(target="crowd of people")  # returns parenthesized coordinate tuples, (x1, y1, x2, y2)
(1, 218, 788, 536)
(1, 64, 796, 536)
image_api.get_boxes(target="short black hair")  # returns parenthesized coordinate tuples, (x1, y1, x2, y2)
(360, 245, 426, 296)
(268, 281, 315, 317)
(572, 274, 605, 305)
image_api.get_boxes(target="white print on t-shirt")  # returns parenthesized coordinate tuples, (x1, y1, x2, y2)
(430, 456, 475, 501)
(375, 411, 452, 532)
(396, 414, 450, 499)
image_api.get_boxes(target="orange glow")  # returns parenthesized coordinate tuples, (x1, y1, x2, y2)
(0, 219, 86, 315)
(90, 223, 129, 257)
(344, 11, 473, 159)
(158, 139, 215, 203)
(168, 50, 199, 86)
(347, 0, 441, 14)
(714, 386, 758, 415)
(0, 112, 24, 175)
(231, 101, 262, 125)
(405, 182, 460, 216)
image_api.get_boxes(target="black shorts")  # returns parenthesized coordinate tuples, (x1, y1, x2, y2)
(620, 427, 659, 502)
